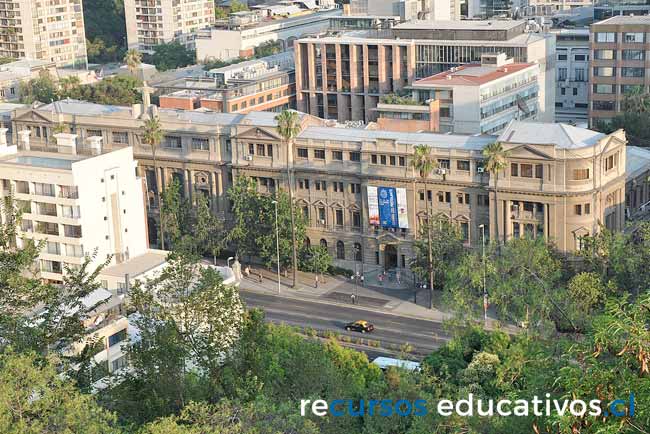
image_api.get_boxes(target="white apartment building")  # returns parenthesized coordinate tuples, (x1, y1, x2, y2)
(553, 28, 589, 124)
(0, 0, 87, 69)
(0, 134, 148, 283)
(124, 0, 215, 53)
(409, 54, 542, 134)
(195, 8, 341, 62)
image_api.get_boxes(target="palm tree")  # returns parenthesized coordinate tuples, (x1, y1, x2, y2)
(482, 142, 509, 244)
(275, 110, 302, 288)
(410, 144, 438, 309)
(142, 116, 165, 249)
(124, 49, 142, 78)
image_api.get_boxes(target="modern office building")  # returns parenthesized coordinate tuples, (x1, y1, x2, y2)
(124, 0, 215, 53)
(157, 51, 295, 113)
(554, 28, 590, 124)
(294, 19, 555, 124)
(194, 8, 341, 62)
(467, 0, 513, 18)
(0, 134, 148, 283)
(594, 0, 650, 21)
(589, 15, 650, 128)
(406, 53, 541, 134)
(7, 97, 633, 272)
(345, 0, 461, 21)
(0, 0, 87, 69)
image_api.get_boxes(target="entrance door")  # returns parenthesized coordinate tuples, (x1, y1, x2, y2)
(384, 244, 398, 270)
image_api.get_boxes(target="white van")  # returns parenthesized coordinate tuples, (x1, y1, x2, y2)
(372, 356, 421, 372)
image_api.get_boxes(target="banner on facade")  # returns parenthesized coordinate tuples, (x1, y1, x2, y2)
(367, 186, 409, 229)
(367, 186, 380, 226)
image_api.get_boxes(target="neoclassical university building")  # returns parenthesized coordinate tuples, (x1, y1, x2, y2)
(5, 98, 647, 272)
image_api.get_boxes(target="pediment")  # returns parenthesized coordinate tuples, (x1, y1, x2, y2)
(506, 144, 554, 161)
(454, 214, 470, 222)
(329, 201, 344, 209)
(14, 109, 52, 123)
(572, 226, 590, 236)
(236, 126, 281, 141)
(312, 199, 327, 207)
(377, 232, 401, 242)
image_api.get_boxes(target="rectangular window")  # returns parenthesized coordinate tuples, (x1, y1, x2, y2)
(112, 131, 129, 144)
(521, 164, 533, 178)
(163, 136, 181, 149)
(257, 144, 266, 156)
(558, 53, 567, 60)
(335, 209, 343, 226)
(511, 163, 518, 177)
(438, 159, 450, 169)
(314, 149, 326, 159)
(248, 143, 255, 155)
(622, 67, 644, 78)
(191, 137, 209, 151)
(594, 49, 615, 60)
(297, 148, 308, 158)
(350, 152, 361, 162)
(389, 155, 396, 166)
(623, 32, 644, 43)
(621, 84, 643, 94)
(593, 100, 615, 111)
(267, 144, 273, 157)
(605, 154, 617, 171)
(593, 84, 614, 94)
(585, 203, 591, 215)
(332, 150, 343, 160)
(108, 329, 127, 347)
(352, 211, 361, 228)
(478, 194, 489, 207)
(558, 68, 567, 80)
(398, 156, 406, 166)
(574, 68, 585, 82)
(574, 54, 586, 61)
(350, 183, 361, 194)
(371, 154, 378, 164)
(573, 168, 590, 180)
(575, 204, 582, 215)
(595, 32, 616, 43)
(535, 164, 543, 179)
(594, 67, 616, 77)
(380, 155, 387, 165)
(333, 182, 344, 192)
(86, 129, 102, 137)
(622, 49, 644, 61)
(457, 160, 470, 171)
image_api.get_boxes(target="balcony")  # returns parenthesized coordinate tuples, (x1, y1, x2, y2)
(63, 225, 82, 238)
(59, 186, 79, 199)
(33, 183, 55, 197)
(36, 222, 59, 236)
(36, 202, 57, 217)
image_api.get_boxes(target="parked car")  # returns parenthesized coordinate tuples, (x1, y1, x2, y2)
(344, 320, 375, 333)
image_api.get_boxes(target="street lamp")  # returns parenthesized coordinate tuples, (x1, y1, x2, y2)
(227, 256, 234, 268)
(272, 200, 281, 294)
(479, 224, 488, 324)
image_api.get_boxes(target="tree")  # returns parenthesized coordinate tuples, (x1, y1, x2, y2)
(0, 352, 120, 434)
(58, 75, 81, 96)
(230, 0, 249, 12)
(87, 75, 143, 105)
(159, 178, 188, 249)
(150, 41, 195, 72)
(214, 7, 228, 20)
(142, 116, 165, 249)
(303, 245, 332, 281)
(83, 0, 127, 63)
(19, 73, 57, 104)
(183, 193, 223, 262)
(227, 176, 264, 260)
(410, 144, 438, 308)
(255, 40, 282, 58)
(482, 141, 509, 243)
(124, 49, 143, 78)
(275, 110, 302, 288)
(410, 213, 465, 291)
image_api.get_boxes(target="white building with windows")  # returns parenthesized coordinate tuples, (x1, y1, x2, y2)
(553, 28, 590, 124)
(0, 134, 148, 283)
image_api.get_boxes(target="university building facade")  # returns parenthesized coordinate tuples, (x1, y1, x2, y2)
(7, 100, 629, 273)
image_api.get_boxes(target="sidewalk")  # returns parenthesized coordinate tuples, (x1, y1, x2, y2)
(238, 265, 453, 323)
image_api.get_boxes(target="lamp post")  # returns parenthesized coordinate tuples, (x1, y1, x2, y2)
(227, 256, 234, 268)
(272, 200, 281, 294)
(479, 224, 488, 324)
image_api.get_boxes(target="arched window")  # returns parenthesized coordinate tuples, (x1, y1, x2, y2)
(336, 241, 345, 260)
(320, 239, 328, 248)
(303, 238, 311, 249)
(353, 242, 362, 261)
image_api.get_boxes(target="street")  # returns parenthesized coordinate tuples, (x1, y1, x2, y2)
(240, 289, 450, 358)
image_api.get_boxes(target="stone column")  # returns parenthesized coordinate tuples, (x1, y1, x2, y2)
(543, 203, 549, 240)
(183, 169, 190, 198)
(18, 130, 30, 151)
(392, 45, 402, 92)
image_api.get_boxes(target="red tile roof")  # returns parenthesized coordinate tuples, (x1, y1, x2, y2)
(414, 63, 536, 87)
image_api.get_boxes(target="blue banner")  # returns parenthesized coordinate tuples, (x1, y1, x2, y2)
(378, 187, 398, 228)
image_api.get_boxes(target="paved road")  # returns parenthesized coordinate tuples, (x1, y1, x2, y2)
(240, 290, 449, 357)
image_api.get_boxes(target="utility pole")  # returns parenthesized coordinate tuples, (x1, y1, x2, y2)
(480, 224, 488, 324)
(273, 200, 281, 294)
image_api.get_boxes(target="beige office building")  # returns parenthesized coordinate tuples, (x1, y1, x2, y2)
(295, 20, 555, 124)
(6, 98, 631, 273)
(589, 16, 650, 128)
(0, 0, 87, 68)
(124, 0, 215, 53)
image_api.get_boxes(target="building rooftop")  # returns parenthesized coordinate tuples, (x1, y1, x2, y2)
(627, 146, 650, 179)
(100, 250, 168, 278)
(299, 126, 497, 150)
(498, 121, 605, 149)
(413, 62, 536, 87)
(394, 19, 526, 31)
(595, 15, 650, 25)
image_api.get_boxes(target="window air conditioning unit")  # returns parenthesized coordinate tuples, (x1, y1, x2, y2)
(244, 155, 253, 161)
(477, 167, 485, 173)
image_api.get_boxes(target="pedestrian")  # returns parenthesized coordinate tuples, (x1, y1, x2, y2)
(378, 273, 384, 286)
(396, 271, 401, 285)
(258, 272, 263, 283)
(244, 266, 250, 279)
(360, 275, 365, 286)
(315, 274, 319, 288)
(351, 294, 356, 305)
